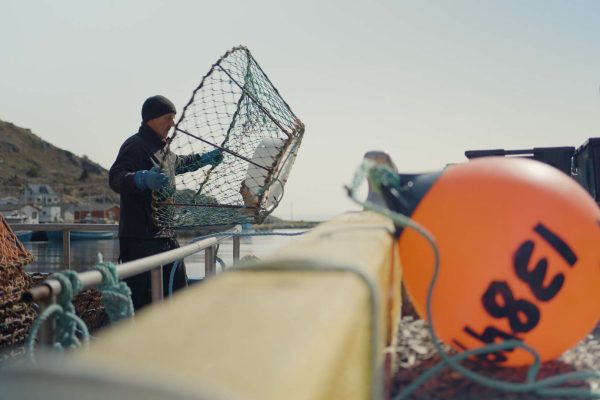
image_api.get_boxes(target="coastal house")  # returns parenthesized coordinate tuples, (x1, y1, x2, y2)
(20, 184, 60, 205)
(60, 203, 75, 223)
(74, 204, 120, 223)
(0, 204, 41, 224)
(39, 205, 62, 223)
(21, 204, 41, 224)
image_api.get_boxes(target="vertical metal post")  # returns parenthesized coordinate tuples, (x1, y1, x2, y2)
(150, 266, 164, 303)
(37, 295, 57, 346)
(62, 229, 71, 269)
(205, 246, 216, 277)
(233, 236, 240, 266)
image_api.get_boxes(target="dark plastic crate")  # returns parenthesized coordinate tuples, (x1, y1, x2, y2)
(465, 146, 575, 176)
(573, 137, 600, 203)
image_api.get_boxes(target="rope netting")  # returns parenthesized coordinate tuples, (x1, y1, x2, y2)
(152, 46, 304, 228)
(0, 216, 33, 270)
(0, 218, 107, 359)
(0, 214, 36, 356)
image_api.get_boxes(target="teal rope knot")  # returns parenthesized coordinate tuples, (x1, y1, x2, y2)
(93, 262, 134, 323)
(346, 159, 400, 198)
(26, 271, 90, 358)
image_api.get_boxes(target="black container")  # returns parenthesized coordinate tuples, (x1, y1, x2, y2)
(465, 146, 575, 176)
(572, 137, 600, 203)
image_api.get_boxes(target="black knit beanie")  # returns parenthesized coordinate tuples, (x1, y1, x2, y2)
(141, 95, 176, 122)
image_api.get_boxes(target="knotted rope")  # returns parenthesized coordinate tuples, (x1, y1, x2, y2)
(93, 255, 134, 323)
(26, 271, 90, 358)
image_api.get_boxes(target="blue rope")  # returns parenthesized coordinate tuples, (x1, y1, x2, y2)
(215, 255, 226, 269)
(92, 262, 134, 323)
(167, 257, 223, 296)
(168, 260, 181, 298)
(346, 160, 600, 399)
(26, 271, 90, 359)
(167, 230, 306, 294)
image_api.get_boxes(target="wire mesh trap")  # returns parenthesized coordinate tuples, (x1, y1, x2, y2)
(153, 46, 305, 228)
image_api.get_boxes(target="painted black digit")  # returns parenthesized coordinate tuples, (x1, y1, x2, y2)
(452, 339, 468, 351)
(482, 281, 540, 333)
(514, 240, 565, 301)
(534, 223, 577, 267)
(452, 338, 508, 364)
(463, 325, 520, 364)
(463, 325, 519, 347)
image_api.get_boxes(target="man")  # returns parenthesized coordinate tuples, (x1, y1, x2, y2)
(109, 95, 223, 309)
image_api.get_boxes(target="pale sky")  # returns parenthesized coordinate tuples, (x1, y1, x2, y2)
(1, 0, 599, 220)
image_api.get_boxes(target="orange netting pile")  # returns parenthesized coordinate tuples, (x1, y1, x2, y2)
(0, 216, 109, 361)
(0, 214, 37, 358)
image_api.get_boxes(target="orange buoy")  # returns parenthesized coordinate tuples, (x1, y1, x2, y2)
(397, 157, 600, 366)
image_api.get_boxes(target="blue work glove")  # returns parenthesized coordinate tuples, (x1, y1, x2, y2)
(199, 149, 224, 167)
(134, 166, 169, 190)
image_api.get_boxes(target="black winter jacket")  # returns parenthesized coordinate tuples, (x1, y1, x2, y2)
(109, 124, 199, 239)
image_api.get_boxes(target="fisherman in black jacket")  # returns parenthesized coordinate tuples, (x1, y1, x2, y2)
(109, 95, 223, 309)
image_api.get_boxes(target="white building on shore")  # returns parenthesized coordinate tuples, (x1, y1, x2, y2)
(20, 184, 60, 205)
(0, 204, 41, 224)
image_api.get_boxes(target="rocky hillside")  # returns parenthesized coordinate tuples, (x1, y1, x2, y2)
(0, 119, 117, 204)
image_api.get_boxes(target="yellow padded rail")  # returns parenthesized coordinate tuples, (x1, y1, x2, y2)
(73, 211, 401, 400)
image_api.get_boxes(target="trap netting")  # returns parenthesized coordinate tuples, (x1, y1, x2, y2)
(152, 46, 304, 228)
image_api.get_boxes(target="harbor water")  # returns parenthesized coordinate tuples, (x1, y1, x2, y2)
(21, 229, 307, 280)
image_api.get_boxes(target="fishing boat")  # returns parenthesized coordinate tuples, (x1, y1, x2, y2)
(46, 230, 115, 241)
(15, 230, 33, 242)
(3, 212, 34, 242)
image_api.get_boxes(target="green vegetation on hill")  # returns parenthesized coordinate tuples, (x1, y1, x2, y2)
(0, 119, 117, 203)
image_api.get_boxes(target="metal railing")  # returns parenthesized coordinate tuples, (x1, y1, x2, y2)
(20, 225, 242, 345)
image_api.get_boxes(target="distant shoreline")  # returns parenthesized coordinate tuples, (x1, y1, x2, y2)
(252, 221, 320, 231)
